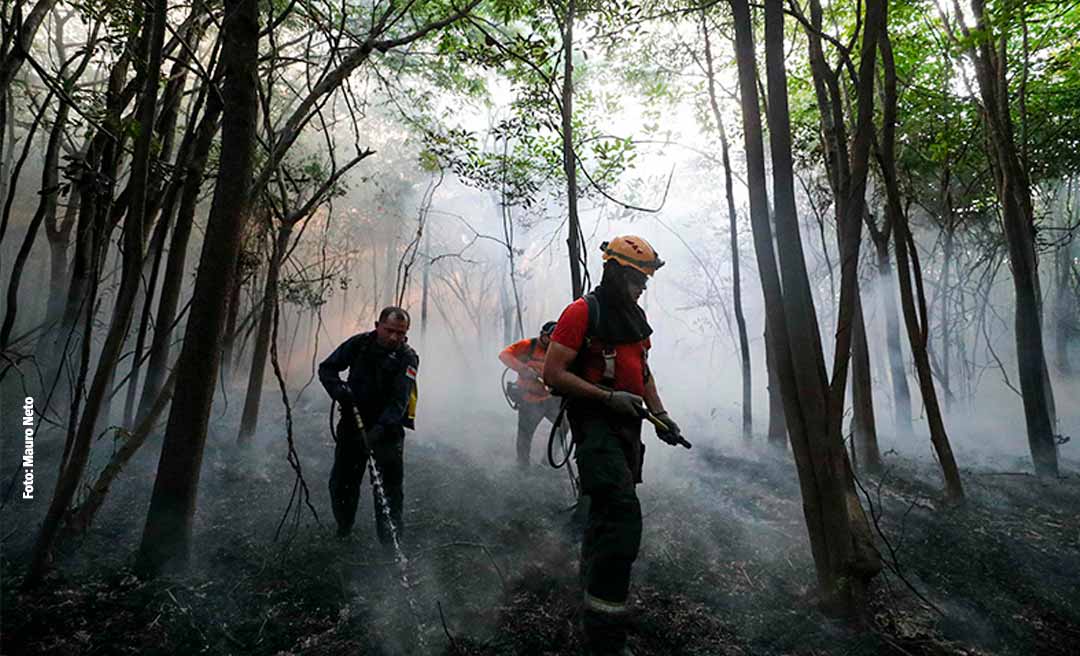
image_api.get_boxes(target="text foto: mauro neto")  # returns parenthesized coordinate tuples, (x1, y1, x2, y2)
(23, 396, 34, 499)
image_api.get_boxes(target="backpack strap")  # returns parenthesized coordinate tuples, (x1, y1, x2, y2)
(581, 293, 616, 387)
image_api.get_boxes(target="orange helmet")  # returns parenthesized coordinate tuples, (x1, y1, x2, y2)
(600, 235, 664, 276)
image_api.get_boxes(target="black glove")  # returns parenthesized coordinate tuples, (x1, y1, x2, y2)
(654, 411, 682, 446)
(602, 390, 644, 417)
(331, 381, 354, 405)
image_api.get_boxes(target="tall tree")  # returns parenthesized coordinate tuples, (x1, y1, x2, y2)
(796, 0, 912, 441)
(26, 0, 168, 584)
(730, 0, 882, 613)
(941, 0, 1058, 476)
(878, 15, 964, 501)
(796, 0, 882, 469)
(137, 0, 260, 574)
(236, 152, 370, 446)
(701, 11, 752, 440)
(562, 0, 584, 298)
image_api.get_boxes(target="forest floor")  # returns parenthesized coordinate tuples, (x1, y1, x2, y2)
(2, 402, 1079, 656)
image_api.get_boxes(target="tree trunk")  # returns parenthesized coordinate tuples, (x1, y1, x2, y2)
(221, 267, 245, 383)
(893, 210, 964, 501)
(26, 0, 167, 585)
(562, 0, 583, 298)
(137, 0, 259, 575)
(64, 367, 178, 536)
(135, 92, 224, 423)
(879, 27, 964, 502)
(499, 254, 513, 346)
(382, 228, 396, 307)
(122, 199, 173, 428)
(765, 326, 787, 446)
(0, 92, 66, 349)
(939, 209, 955, 412)
(873, 235, 912, 436)
(0, 0, 63, 178)
(1054, 183, 1075, 376)
(850, 293, 881, 472)
(964, 0, 1058, 477)
(702, 12, 752, 440)
(120, 15, 205, 428)
(46, 27, 139, 404)
(42, 193, 79, 332)
(421, 228, 431, 340)
(733, 0, 881, 613)
(237, 223, 291, 446)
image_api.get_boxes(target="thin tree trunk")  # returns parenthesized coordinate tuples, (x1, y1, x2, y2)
(879, 27, 964, 502)
(499, 254, 513, 346)
(64, 367, 179, 536)
(0, 92, 65, 349)
(562, 0, 583, 298)
(963, 0, 1058, 477)
(1054, 181, 1075, 376)
(893, 209, 964, 500)
(940, 206, 955, 412)
(382, 229, 396, 307)
(41, 192, 80, 332)
(0, 86, 50, 264)
(122, 200, 173, 428)
(26, 0, 166, 585)
(765, 325, 786, 446)
(221, 269, 244, 383)
(135, 92, 223, 422)
(120, 14, 206, 427)
(733, 0, 881, 613)
(703, 12, 752, 440)
(0, 0, 63, 177)
(421, 228, 431, 340)
(850, 293, 881, 472)
(49, 27, 139, 399)
(137, 0, 259, 575)
(0, 93, 13, 218)
(237, 223, 291, 446)
(873, 235, 912, 436)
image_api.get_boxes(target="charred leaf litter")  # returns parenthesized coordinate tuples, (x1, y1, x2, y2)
(3, 409, 1078, 656)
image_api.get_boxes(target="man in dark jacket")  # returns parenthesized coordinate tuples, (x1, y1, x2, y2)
(319, 306, 419, 543)
(544, 236, 684, 656)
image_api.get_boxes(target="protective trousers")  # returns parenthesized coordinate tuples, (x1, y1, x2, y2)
(516, 396, 566, 466)
(329, 411, 405, 545)
(569, 405, 644, 655)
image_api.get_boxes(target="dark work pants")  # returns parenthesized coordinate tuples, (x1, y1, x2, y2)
(569, 405, 644, 654)
(516, 396, 566, 466)
(330, 412, 405, 545)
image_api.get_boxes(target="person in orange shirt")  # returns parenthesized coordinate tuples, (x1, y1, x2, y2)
(498, 321, 565, 468)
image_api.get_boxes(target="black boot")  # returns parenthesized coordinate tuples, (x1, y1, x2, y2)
(581, 608, 633, 656)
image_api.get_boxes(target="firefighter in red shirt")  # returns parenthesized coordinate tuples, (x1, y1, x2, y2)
(544, 236, 684, 656)
(498, 321, 566, 468)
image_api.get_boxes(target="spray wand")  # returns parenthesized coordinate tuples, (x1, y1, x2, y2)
(637, 406, 693, 449)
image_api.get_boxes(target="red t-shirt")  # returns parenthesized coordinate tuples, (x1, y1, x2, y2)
(551, 298, 650, 397)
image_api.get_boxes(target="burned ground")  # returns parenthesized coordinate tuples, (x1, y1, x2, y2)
(2, 406, 1078, 656)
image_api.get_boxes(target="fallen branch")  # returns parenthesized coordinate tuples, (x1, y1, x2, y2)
(852, 469, 945, 617)
(437, 601, 463, 655)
